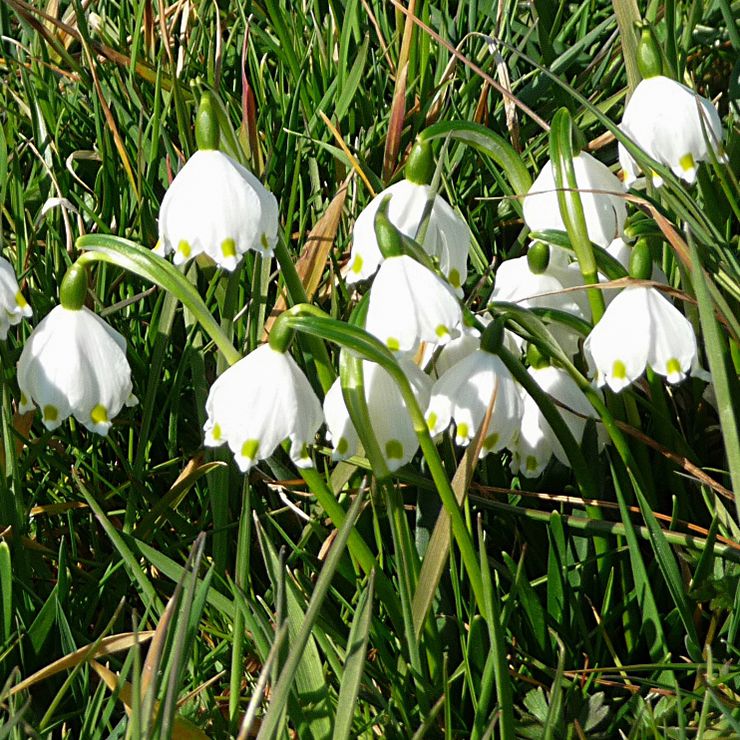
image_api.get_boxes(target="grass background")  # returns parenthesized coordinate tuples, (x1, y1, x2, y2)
(0, 0, 739, 736)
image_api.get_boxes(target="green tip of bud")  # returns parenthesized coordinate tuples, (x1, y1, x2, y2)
(635, 22, 663, 79)
(374, 197, 404, 259)
(405, 138, 435, 185)
(60, 263, 88, 310)
(526, 343, 550, 369)
(628, 238, 653, 280)
(527, 242, 551, 274)
(480, 318, 505, 355)
(195, 92, 220, 151)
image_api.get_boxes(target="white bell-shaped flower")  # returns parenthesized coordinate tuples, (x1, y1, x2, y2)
(584, 285, 698, 392)
(618, 76, 724, 187)
(523, 152, 627, 248)
(157, 149, 279, 271)
(203, 344, 323, 472)
(489, 250, 588, 356)
(426, 348, 523, 457)
(365, 255, 462, 354)
(18, 306, 137, 435)
(510, 365, 598, 477)
(346, 180, 471, 293)
(323, 359, 431, 472)
(0, 256, 32, 339)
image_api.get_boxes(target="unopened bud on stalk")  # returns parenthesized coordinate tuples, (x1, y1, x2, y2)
(405, 138, 435, 185)
(195, 91, 220, 151)
(527, 241, 551, 275)
(635, 21, 663, 79)
(60, 263, 88, 311)
(629, 238, 653, 280)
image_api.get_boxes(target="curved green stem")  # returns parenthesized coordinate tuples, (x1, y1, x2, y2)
(549, 109, 606, 323)
(273, 307, 490, 624)
(76, 236, 242, 366)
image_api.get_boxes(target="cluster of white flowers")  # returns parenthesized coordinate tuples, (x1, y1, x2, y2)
(8, 37, 722, 483)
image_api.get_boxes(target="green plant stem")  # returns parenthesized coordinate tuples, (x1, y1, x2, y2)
(273, 236, 335, 392)
(229, 480, 251, 731)
(611, 0, 642, 93)
(277, 309, 490, 624)
(301, 467, 404, 632)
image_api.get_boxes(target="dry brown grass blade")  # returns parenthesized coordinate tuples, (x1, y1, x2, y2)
(318, 111, 376, 195)
(9, 632, 155, 696)
(389, 0, 550, 131)
(411, 379, 499, 637)
(263, 185, 347, 338)
(383, 60, 408, 183)
(4, 0, 160, 85)
(141, 581, 180, 698)
(90, 661, 209, 739)
(0, 410, 34, 474)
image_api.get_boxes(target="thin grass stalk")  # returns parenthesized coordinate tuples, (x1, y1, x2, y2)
(229, 479, 251, 731)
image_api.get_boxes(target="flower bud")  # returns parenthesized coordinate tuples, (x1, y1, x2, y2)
(527, 241, 550, 275)
(480, 318, 505, 354)
(373, 197, 404, 259)
(60, 263, 87, 311)
(405, 138, 435, 185)
(629, 238, 653, 280)
(636, 22, 663, 79)
(195, 91, 220, 151)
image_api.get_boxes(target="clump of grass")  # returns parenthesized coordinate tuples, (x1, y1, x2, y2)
(0, 0, 738, 737)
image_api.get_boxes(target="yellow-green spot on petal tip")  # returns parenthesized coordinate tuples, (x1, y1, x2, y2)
(448, 269, 461, 288)
(15, 291, 27, 309)
(483, 433, 499, 451)
(241, 439, 260, 460)
(385, 439, 403, 460)
(612, 360, 627, 380)
(387, 337, 400, 352)
(211, 423, 222, 441)
(20, 392, 28, 406)
(526, 455, 538, 471)
(221, 238, 237, 258)
(426, 412, 437, 431)
(679, 153, 696, 172)
(435, 324, 450, 339)
(666, 358, 682, 376)
(91, 405, 108, 424)
(336, 437, 348, 456)
(260, 234, 269, 251)
(457, 422, 469, 440)
(178, 240, 191, 257)
(43, 405, 58, 422)
(350, 255, 363, 274)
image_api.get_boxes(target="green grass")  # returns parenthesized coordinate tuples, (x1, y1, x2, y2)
(0, 0, 738, 737)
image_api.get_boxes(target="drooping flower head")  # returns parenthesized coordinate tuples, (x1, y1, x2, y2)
(365, 254, 463, 355)
(157, 93, 278, 271)
(584, 285, 699, 392)
(17, 264, 137, 435)
(0, 256, 32, 339)
(511, 363, 600, 478)
(346, 140, 472, 293)
(426, 323, 523, 457)
(323, 358, 431, 472)
(618, 25, 725, 187)
(204, 344, 323, 473)
(522, 152, 627, 249)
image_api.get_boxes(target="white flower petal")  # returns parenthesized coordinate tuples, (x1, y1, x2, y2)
(644, 289, 697, 383)
(158, 150, 278, 270)
(203, 344, 322, 473)
(619, 76, 724, 186)
(17, 306, 134, 434)
(523, 152, 627, 248)
(365, 255, 462, 354)
(427, 350, 522, 455)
